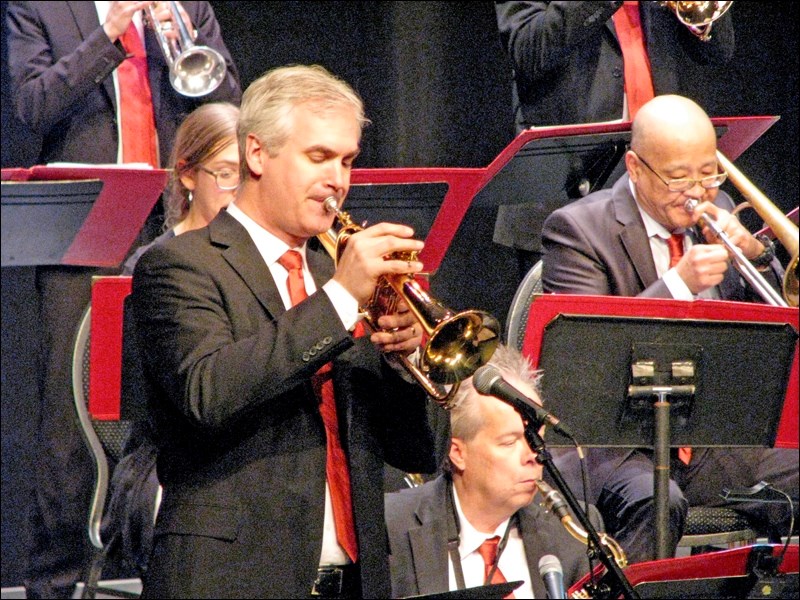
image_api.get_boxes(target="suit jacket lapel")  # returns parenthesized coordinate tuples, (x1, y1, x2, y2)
(66, 2, 116, 106)
(518, 504, 553, 599)
(410, 477, 453, 595)
(209, 210, 285, 318)
(613, 175, 659, 290)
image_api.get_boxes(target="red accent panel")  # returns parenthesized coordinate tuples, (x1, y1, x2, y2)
(89, 276, 133, 420)
(1, 166, 168, 266)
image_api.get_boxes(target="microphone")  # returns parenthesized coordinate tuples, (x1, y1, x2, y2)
(472, 365, 573, 438)
(538, 554, 566, 599)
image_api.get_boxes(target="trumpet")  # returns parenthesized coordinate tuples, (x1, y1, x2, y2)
(317, 197, 500, 408)
(147, 1, 226, 97)
(660, 1, 733, 41)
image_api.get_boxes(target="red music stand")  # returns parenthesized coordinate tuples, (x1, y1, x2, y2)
(1, 165, 168, 267)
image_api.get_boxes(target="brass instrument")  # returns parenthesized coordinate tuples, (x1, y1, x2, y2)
(318, 197, 500, 408)
(535, 480, 628, 569)
(147, 1, 227, 97)
(660, 1, 733, 41)
(715, 150, 799, 307)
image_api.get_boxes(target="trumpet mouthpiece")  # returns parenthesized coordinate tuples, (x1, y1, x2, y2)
(684, 198, 699, 213)
(322, 196, 339, 214)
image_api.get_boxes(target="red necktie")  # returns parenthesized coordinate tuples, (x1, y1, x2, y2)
(666, 233, 693, 465)
(613, 1, 655, 119)
(478, 537, 515, 598)
(277, 250, 358, 562)
(118, 24, 159, 166)
(667, 232, 685, 269)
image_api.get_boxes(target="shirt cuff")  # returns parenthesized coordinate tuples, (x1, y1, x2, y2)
(322, 279, 361, 331)
(663, 268, 695, 300)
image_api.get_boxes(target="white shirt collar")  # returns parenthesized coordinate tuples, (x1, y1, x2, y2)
(452, 485, 512, 560)
(225, 202, 306, 268)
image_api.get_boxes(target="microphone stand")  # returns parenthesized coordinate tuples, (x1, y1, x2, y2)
(515, 403, 639, 599)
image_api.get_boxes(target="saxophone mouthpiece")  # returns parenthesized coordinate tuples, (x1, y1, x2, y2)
(684, 198, 699, 213)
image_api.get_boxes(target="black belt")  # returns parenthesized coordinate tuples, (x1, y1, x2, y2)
(311, 563, 360, 598)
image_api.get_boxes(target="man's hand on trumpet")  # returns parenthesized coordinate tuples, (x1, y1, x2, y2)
(103, 1, 151, 42)
(145, 1, 195, 42)
(371, 301, 424, 356)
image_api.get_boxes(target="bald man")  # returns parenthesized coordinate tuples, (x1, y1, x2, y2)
(540, 95, 798, 563)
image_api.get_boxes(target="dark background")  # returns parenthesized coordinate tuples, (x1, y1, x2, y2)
(2, 1, 798, 588)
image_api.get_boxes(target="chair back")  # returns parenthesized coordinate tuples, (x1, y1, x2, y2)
(505, 259, 543, 351)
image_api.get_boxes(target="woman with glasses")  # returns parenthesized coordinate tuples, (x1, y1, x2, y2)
(107, 102, 240, 577)
(123, 102, 240, 273)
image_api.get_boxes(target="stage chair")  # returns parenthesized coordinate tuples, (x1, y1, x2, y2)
(505, 259, 543, 350)
(71, 278, 141, 599)
(677, 506, 758, 555)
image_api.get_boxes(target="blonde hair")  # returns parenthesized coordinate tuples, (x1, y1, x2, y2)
(164, 102, 240, 230)
(237, 64, 370, 180)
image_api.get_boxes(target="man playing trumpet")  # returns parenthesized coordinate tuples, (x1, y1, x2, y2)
(130, 64, 436, 598)
(541, 94, 798, 563)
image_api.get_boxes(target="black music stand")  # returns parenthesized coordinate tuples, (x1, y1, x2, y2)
(537, 314, 797, 559)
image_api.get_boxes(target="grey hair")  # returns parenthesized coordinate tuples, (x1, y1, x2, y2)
(237, 64, 370, 181)
(450, 344, 542, 443)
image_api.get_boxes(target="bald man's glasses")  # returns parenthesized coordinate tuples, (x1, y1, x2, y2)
(633, 152, 727, 193)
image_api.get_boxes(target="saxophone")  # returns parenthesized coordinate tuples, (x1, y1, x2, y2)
(535, 479, 628, 568)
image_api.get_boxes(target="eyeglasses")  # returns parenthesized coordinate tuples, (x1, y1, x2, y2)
(633, 152, 727, 192)
(198, 166, 240, 190)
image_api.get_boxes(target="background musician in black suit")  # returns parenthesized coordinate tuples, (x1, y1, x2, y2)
(4, 2, 241, 597)
(540, 94, 799, 563)
(131, 64, 436, 598)
(492, 0, 735, 277)
(386, 344, 603, 598)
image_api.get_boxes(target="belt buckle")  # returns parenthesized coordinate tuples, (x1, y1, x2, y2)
(311, 566, 344, 597)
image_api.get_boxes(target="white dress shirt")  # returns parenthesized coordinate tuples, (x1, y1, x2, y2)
(448, 487, 535, 598)
(227, 202, 360, 565)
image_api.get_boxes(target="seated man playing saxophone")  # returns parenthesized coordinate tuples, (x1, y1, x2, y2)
(541, 94, 799, 563)
(385, 344, 604, 598)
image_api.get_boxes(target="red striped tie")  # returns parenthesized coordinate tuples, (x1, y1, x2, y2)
(118, 23, 159, 166)
(277, 250, 358, 561)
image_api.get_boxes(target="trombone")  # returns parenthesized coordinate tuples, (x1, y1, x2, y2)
(684, 150, 798, 307)
(147, 1, 227, 97)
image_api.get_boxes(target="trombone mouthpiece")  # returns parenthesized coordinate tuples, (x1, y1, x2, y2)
(684, 198, 699, 213)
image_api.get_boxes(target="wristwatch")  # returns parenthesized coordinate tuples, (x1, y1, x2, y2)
(750, 234, 776, 270)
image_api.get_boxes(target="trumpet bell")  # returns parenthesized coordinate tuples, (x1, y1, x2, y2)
(423, 311, 500, 385)
(170, 46, 226, 97)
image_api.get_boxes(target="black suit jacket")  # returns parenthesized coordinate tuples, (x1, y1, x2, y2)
(492, 1, 734, 252)
(495, 0, 735, 131)
(385, 476, 603, 599)
(131, 210, 436, 598)
(6, 1, 241, 165)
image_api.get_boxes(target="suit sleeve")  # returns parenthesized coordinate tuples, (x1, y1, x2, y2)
(495, 1, 622, 83)
(6, 1, 126, 134)
(132, 242, 354, 431)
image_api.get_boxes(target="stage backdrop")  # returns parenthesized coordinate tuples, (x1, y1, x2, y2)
(2, 1, 797, 587)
